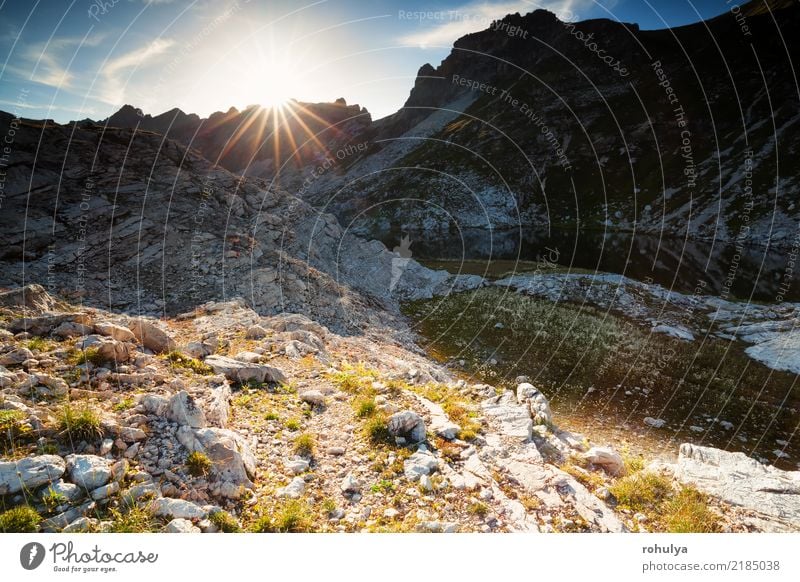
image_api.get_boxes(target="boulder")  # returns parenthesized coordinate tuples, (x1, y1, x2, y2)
(0, 347, 34, 366)
(53, 321, 93, 338)
(516, 383, 552, 425)
(404, 448, 439, 481)
(388, 410, 427, 443)
(244, 325, 268, 339)
(0, 284, 55, 312)
(45, 479, 84, 502)
(234, 351, 262, 363)
(128, 318, 177, 353)
(672, 443, 800, 527)
(0, 455, 66, 495)
(177, 427, 256, 487)
(165, 518, 200, 533)
(583, 446, 625, 476)
(90, 481, 120, 501)
(34, 374, 69, 396)
(66, 455, 112, 490)
(340, 474, 361, 494)
(79, 335, 132, 364)
(95, 322, 136, 342)
(206, 381, 231, 428)
(284, 457, 310, 475)
(152, 497, 206, 519)
(481, 393, 533, 440)
(276, 476, 305, 499)
(644, 417, 666, 428)
(9, 312, 92, 336)
(167, 391, 207, 428)
(299, 390, 325, 406)
(205, 355, 286, 384)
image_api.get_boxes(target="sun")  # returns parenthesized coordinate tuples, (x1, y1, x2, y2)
(259, 59, 299, 109)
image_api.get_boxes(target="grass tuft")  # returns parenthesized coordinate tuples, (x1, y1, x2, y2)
(186, 450, 213, 477)
(293, 433, 316, 457)
(0, 506, 41, 533)
(251, 500, 314, 533)
(164, 351, 214, 375)
(56, 403, 103, 443)
(209, 510, 241, 533)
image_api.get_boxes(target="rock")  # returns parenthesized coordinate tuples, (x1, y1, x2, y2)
(276, 476, 306, 499)
(100, 438, 114, 455)
(128, 318, 177, 353)
(167, 391, 207, 428)
(644, 417, 666, 428)
(152, 497, 207, 519)
(9, 312, 92, 336)
(118, 427, 147, 442)
(299, 390, 325, 406)
(328, 446, 346, 456)
(284, 458, 310, 475)
(95, 322, 137, 342)
(245, 325, 269, 339)
(66, 455, 112, 490)
(90, 481, 120, 500)
(206, 381, 231, 428)
(516, 383, 552, 425)
(177, 427, 256, 487)
(42, 501, 95, 531)
(122, 482, 160, 504)
(34, 374, 69, 396)
(205, 355, 286, 384)
(0, 365, 15, 388)
(45, 479, 83, 502)
(417, 521, 458, 533)
(340, 474, 360, 494)
(419, 474, 433, 492)
(53, 321, 93, 338)
(110, 459, 128, 482)
(583, 446, 625, 476)
(234, 351, 262, 363)
(0, 284, 55, 312)
(388, 410, 427, 443)
(0, 347, 34, 366)
(63, 517, 97, 533)
(672, 443, 800, 528)
(404, 448, 439, 481)
(0, 455, 66, 495)
(79, 335, 132, 363)
(165, 518, 200, 533)
(481, 393, 533, 440)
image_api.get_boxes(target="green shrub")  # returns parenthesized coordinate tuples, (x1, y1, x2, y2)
(74, 346, 104, 366)
(209, 510, 241, 533)
(252, 500, 314, 533)
(164, 351, 213, 375)
(0, 506, 42, 533)
(186, 451, 212, 477)
(354, 397, 376, 418)
(293, 433, 316, 457)
(41, 487, 67, 512)
(57, 403, 103, 442)
(363, 415, 392, 445)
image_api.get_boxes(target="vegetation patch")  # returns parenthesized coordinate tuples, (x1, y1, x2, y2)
(209, 510, 241, 533)
(108, 504, 159, 533)
(251, 499, 314, 533)
(0, 505, 42, 533)
(0, 409, 31, 450)
(56, 403, 103, 443)
(164, 351, 214, 375)
(293, 433, 316, 458)
(186, 451, 213, 476)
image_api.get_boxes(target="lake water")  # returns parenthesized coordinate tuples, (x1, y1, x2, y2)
(392, 227, 800, 468)
(384, 227, 799, 302)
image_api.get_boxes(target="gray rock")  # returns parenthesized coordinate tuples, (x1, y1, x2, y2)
(152, 497, 206, 519)
(167, 391, 207, 428)
(79, 335, 132, 364)
(45, 479, 83, 502)
(66, 455, 112, 490)
(644, 417, 666, 428)
(388, 410, 426, 443)
(53, 321, 93, 338)
(284, 457, 310, 475)
(0, 347, 34, 366)
(299, 390, 325, 406)
(245, 325, 269, 339)
(62, 517, 97, 533)
(205, 355, 286, 384)
(481, 393, 533, 440)
(672, 443, 800, 529)
(276, 476, 306, 499)
(42, 501, 95, 531)
(0, 455, 65, 495)
(129, 318, 177, 353)
(340, 474, 360, 494)
(90, 481, 120, 500)
(404, 448, 439, 481)
(583, 446, 625, 476)
(234, 351, 262, 363)
(165, 518, 200, 533)
(95, 322, 137, 342)
(177, 426, 256, 487)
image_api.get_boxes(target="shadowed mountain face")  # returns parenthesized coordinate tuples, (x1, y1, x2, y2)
(90, 1, 797, 249)
(100, 99, 371, 184)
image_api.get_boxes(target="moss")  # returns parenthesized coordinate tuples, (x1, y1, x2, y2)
(186, 451, 213, 477)
(209, 510, 241, 533)
(610, 471, 672, 513)
(164, 351, 213, 375)
(108, 504, 158, 533)
(251, 500, 314, 533)
(660, 487, 722, 533)
(26, 337, 53, 352)
(56, 403, 103, 443)
(0, 506, 42, 533)
(293, 433, 316, 457)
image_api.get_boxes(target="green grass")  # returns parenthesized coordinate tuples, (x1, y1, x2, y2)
(363, 414, 393, 445)
(56, 403, 103, 443)
(414, 383, 482, 440)
(264, 410, 279, 421)
(0, 409, 30, 449)
(186, 451, 213, 477)
(660, 487, 723, 533)
(108, 504, 158, 533)
(354, 397, 376, 418)
(251, 500, 314, 533)
(610, 471, 673, 512)
(164, 351, 214, 375)
(284, 418, 301, 431)
(370, 479, 395, 494)
(41, 487, 68, 512)
(26, 337, 53, 352)
(209, 510, 241, 533)
(72, 346, 104, 366)
(293, 433, 316, 457)
(0, 506, 42, 533)
(112, 397, 135, 412)
(468, 501, 490, 518)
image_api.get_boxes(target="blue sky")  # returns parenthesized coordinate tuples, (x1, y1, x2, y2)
(0, 0, 740, 122)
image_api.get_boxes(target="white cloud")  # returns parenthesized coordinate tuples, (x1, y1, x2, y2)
(18, 34, 106, 89)
(397, 0, 595, 49)
(99, 38, 175, 103)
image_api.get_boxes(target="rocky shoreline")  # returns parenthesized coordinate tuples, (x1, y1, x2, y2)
(2, 284, 799, 533)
